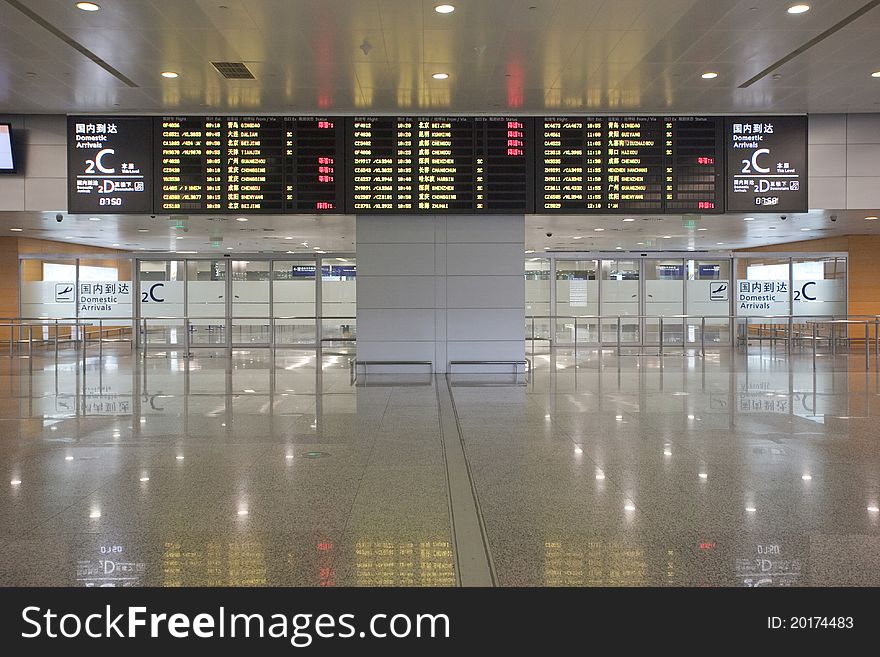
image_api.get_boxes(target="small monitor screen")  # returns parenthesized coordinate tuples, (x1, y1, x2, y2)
(0, 124, 15, 173)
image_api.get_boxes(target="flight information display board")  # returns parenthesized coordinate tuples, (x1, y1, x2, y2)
(538, 116, 723, 213)
(285, 117, 345, 212)
(67, 114, 807, 216)
(347, 116, 533, 213)
(153, 116, 344, 214)
(664, 116, 724, 212)
(725, 115, 807, 213)
(67, 116, 153, 214)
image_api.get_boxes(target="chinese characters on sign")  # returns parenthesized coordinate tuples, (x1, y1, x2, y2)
(726, 116, 807, 212)
(67, 117, 153, 213)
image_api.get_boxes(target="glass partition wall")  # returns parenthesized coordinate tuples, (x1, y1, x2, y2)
(534, 252, 847, 349)
(17, 253, 354, 351)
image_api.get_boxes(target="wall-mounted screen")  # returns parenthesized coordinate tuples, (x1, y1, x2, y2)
(725, 115, 808, 213)
(347, 116, 534, 213)
(64, 114, 807, 216)
(537, 116, 724, 213)
(67, 116, 153, 213)
(153, 116, 345, 214)
(0, 123, 17, 173)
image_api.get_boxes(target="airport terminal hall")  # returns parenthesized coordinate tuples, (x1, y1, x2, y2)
(4, 0, 880, 590)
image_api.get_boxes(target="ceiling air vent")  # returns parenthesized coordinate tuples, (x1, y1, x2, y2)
(211, 61, 256, 79)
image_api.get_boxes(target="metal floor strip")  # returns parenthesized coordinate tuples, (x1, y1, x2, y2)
(435, 374, 497, 587)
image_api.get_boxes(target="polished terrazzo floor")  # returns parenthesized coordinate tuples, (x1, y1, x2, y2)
(1, 344, 879, 586)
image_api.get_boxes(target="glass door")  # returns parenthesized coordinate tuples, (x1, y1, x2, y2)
(645, 259, 685, 346)
(600, 259, 640, 344)
(187, 260, 227, 347)
(231, 260, 270, 346)
(273, 260, 318, 346)
(139, 260, 185, 347)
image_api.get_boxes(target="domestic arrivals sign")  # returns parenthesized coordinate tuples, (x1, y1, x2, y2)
(725, 115, 807, 213)
(67, 117, 153, 214)
(736, 279, 838, 316)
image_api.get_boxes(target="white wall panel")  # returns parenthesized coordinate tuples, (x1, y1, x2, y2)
(446, 214, 524, 243)
(808, 114, 846, 144)
(447, 275, 525, 308)
(355, 243, 435, 276)
(846, 177, 880, 208)
(356, 276, 435, 309)
(446, 243, 525, 276)
(807, 144, 845, 177)
(354, 215, 436, 244)
(0, 177, 25, 210)
(808, 177, 846, 209)
(846, 113, 880, 144)
(24, 177, 66, 211)
(356, 308, 436, 341)
(846, 144, 880, 176)
(447, 309, 525, 341)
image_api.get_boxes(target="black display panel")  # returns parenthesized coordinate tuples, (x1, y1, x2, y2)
(538, 116, 723, 213)
(154, 116, 345, 214)
(285, 117, 345, 213)
(67, 116, 153, 214)
(725, 115, 807, 213)
(155, 116, 224, 213)
(664, 116, 724, 212)
(346, 116, 533, 213)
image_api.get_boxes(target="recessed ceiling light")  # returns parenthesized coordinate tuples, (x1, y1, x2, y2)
(801, 474, 812, 481)
(434, 3, 455, 13)
(615, 246, 622, 250)
(624, 503, 636, 511)
(88, 216, 101, 221)
(432, 72, 449, 80)
(524, 249, 534, 254)
(787, 4, 810, 14)
(662, 235, 672, 239)
(112, 243, 120, 247)
(800, 227, 811, 231)
(687, 246, 695, 251)
(636, 242, 644, 245)
(622, 217, 635, 222)
(868, 505, 880, 513)
(743, 217, 755, 221)
(137, 228, 149, 232)
(161, 71, 179, 79)
(176, 236, 184, 239)
(316, 250, 326, 254)
(716, 242, 725, 245)
(872, 71, 880, 78)
(10, 227, 23, 232)
(701, 72, 718, 79)
(226, 246, 234, 250)
(865, 216, 878, 220)
(65, 236, 74, 239)
(235, 216, 248, 222)
(594, 227, 604, 232)
(284, 236, 294, 240)
(76, 2, 101, 11)
(10, 479, 22, 486)
(745, 506, 757, 513)
(572, 236, 583, 239)
(697, 227, 707, 231)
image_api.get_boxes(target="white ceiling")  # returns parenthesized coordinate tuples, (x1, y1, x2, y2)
(1, 0, 880, 114)
(2, 0, 880, 254)
(1, 208, 877, 254)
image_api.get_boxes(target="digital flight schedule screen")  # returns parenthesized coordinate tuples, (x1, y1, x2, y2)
(346, 116, 533, 213)
(537, 116, 724, 213)
(153, 116, 344, 214)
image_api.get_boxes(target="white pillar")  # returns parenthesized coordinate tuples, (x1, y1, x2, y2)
(356, 214, 525, 373)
